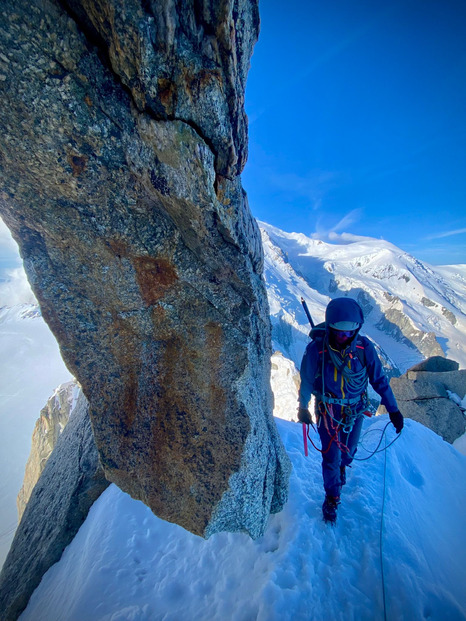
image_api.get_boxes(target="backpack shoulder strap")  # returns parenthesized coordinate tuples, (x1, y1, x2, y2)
(309, 321, 326, 341)
(354, 336, 366, 366)
(309, 322, 327, 379)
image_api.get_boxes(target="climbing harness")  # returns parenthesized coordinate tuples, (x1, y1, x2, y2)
(315, 394, 362, 407)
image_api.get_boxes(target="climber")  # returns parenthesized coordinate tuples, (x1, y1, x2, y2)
(298, 297, 404, 524)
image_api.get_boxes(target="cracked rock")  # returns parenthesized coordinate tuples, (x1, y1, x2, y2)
(385, 358, 466, 443)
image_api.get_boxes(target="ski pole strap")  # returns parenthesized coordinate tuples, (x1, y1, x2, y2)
(313, 392, 362, 407)
(302, 423, 308, 457)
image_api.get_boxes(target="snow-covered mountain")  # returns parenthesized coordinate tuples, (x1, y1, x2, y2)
(1, 222, 466, 620)
(260, 222, 466, 375)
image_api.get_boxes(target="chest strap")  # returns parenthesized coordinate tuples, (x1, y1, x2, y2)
(313, 392, 362, 407)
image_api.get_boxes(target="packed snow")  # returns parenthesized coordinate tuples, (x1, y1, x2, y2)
(21, 418, 466, 621)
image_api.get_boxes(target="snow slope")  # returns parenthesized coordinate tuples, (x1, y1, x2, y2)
(261, 223, 466, 372)
(0, 305, 72, 568)
(2, 222, 466, 618)
(21, 417, 466, 621)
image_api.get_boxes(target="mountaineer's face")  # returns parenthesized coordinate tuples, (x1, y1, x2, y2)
(330, 328, 356, 349)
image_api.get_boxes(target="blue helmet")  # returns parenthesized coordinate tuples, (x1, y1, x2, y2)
(325, 297, 364, 331)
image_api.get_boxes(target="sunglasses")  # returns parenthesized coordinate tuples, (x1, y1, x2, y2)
(331, 329, 356, 338)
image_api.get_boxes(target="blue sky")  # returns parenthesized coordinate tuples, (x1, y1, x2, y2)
(243, 0, 466, 265)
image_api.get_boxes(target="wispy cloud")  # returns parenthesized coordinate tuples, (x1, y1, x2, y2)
(424, 228, 466, 241)
(0, 266, 36, 306)
(331, 208, 364, 233)
(327, 231, 372, 244)
(0, 216, 34, 306)
(312, 207, 365, 242)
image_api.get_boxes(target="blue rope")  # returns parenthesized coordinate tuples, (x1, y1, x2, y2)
(320, 336, 368, 435)
(326, 336, 368, 394)
(317, 334, 391, 619)
(380, 431, 388, 621)
(352, 423, 401, 461)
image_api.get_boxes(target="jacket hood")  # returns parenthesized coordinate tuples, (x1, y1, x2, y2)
(325, 297, 364, 329)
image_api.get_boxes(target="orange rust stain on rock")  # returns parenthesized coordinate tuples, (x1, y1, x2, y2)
(133, 256, 178, 306)
(67, 153, 88, 176)
(158, 78, 176, 114)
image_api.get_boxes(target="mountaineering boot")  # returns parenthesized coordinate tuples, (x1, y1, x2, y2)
(322, 495, 340, 524)
(340, 465, 346, 486)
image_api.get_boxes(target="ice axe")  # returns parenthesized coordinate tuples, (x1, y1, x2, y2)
(300, 297, 315, 329)
(302, 423, 309, 457)
(300, 297, 314, 456)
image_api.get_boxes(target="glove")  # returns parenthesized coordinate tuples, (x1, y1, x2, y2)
(389, 410, 404, 433)
(298, 407, 313, 425)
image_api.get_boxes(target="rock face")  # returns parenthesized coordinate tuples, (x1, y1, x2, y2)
(17, 381, 79, 521)
(0, 390, 109, 621)
(0, 0, 291, 538)
(387, 357, 466, 443)
(376, 307, 445, 360)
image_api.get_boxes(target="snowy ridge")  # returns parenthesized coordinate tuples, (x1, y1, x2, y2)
(20, 418, 466, 621)
(260, 222, 466, 372)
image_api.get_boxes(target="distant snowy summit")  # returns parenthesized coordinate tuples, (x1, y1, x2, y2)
(0, 303, 41, 322)
(259, 222, 466, 373)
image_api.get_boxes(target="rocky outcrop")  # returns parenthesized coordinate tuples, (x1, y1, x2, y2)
(386, 357, 466, 443)
(17, 381, 79, 521)
(421, 298, 457, 325)
(408, 356, 459, 373)
(376, 307, 444, 360)
(0, 390, 109, 621)
(0, 0, 291, 538)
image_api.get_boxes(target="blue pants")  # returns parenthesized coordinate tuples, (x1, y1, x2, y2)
(317, 411, 364, 497)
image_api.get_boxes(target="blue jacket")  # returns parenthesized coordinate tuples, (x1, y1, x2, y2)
(299, 334, 398, 414)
